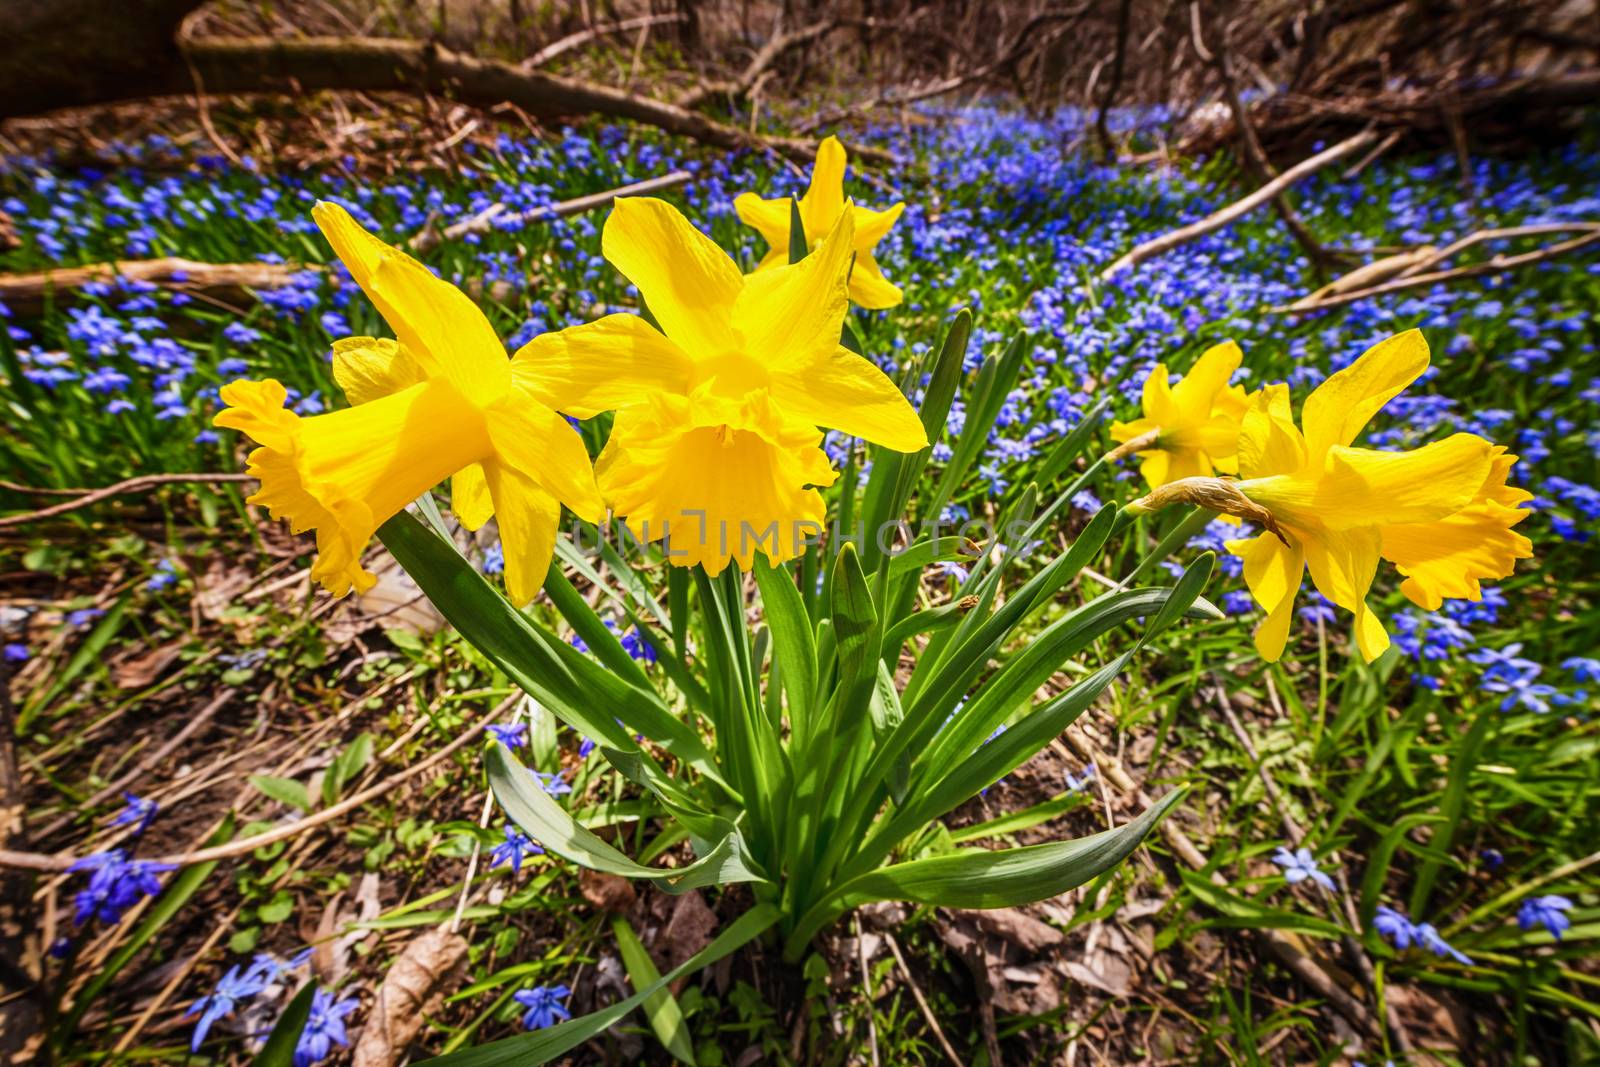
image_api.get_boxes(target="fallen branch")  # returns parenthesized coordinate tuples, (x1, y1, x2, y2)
(676, 19, 837, 110)
(1099, 129, 1378, 281)
(0, 258, 305, 319)
(0, 473, 254, 529)
(1273, 223, 1600, 312)
(411, 169, 692, 252)
(522, 14, 686, 69)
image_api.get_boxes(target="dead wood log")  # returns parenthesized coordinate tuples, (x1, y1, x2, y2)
(0, 257, 307, 318)
(1099, 129, 1378, 281)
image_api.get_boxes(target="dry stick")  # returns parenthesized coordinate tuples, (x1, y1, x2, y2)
(1211, 678, 1415, 1055)
(1098, 129, 1378, 281)
(32, 689, 235, 841)
(0, 473, 254, 529)
(1059, 724, 1384, 1040)
(884, 931, 963, 1067)
(676, 18, 836, 110)
(449, 694, 523, 933)
(521, 14, 685, 69)
(411, 169, 692, 252)
(854, 913, 880, 1067)
(0, 698, 500, 873)
(1272, 226, 1600, 313)
(0, 260, 307, 318)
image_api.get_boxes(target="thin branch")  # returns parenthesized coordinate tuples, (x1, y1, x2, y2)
(676, 19, 836, 110)
(411, 169, 692, 252)
(1099, 129, 1377, 281)
(0, 473, 254, 529)
(521, 13, 685, 69)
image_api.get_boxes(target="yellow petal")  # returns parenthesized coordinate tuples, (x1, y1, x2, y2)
(596, 399, 836, 576)
(1236, 384, 1306, 479)
(1319, 434, 1493, 529)
(771, 345, 927, 452)
(847, 250, 903, 309)
(481, 458, 560, 607)
(1170, 341, 1242, 414)
(485, 390, 605, 523)
(1137, 449, 1172, 491)
(312, 201, 443, 379)
(452, 463, 494, 531)
(331, 337, 427, 406)
(734, 192, 794, 252)
(1302, 329, 1429, 457)
(215, 376, 491, 597)
(799, 135, 847, 237)
(851, 201, 904, 250)
(511, 314, 693, 418)
(1229, 531, 1304, 662)
(734, 206, 854, 371)
(1140, 363, 1178, 428)
(1109, 416, 1158, 445)
(602, 197, 743, 358)
(368, 251, 511, 407)
(1302, 527, 1389, 662)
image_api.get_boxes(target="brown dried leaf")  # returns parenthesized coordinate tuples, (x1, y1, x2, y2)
(579, 869, 636, 914)
(112, 642, 183, 689)
(351, 927, 468, 1067)
(662, 890, 717, 971)
(959, 908, 1064, 954)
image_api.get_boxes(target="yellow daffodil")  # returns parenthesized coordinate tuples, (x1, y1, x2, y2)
(1129, 330, 1532, 663)
(511, 196, 927, 575)
(733, 135, 906, 308)
(215, 202, 604, 605)
(1109, 341, 1251, 490)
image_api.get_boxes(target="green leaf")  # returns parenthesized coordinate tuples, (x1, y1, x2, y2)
(1179, 870, 1348, 939)
(787, 790, 1185, 954)
(252, 981, 316, 1067)
(58, 816, 236, 1040)
(417, 905, 781, 1067)
(21, 593, 129, 730)
(612, 918, 696, 1064)
(788, 199, 808, 264)
(753, 559, 816, 745)
(1034, 397, 1111, 488)
(487, 744, 768, 893)
(322, 732, 374, 807)
(251, 774, 312, 813)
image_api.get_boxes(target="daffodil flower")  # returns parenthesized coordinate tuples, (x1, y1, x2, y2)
(1109, 341, 1251, 490)
(215, 202, 603, 605)
(733, 135, 906, 308)
(1130, 330, 1532, 662)
(513, 196, 927, 575)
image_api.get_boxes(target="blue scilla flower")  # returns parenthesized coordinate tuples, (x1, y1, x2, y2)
(110, 791, 158, 834)
(532, 769, 572, 797)
(1271, 846, 1337, 891)
(145, 559, 179, 592)
(66, 608, 105, 628)
(487, 722, 527, 749)
(69, 850, 175, 926)
(513, 984, 572, 1030)
(1221, 590, 1256, 616)
(1483, 673, 1561, 714)
(294, 988, 358, 1067)
(1518, 895, 1574, 940)
(185, 963, 269, 1050)
(620, 628, 657, 665)
(3, 643, 27, 663)
(1469, 642, 1540, 685)
(489, 824, 542, 875)
(481, 542, 505, 575)
(1415, 922, 1474, 965)
(577, 735, 597, 759)
(1564, 657, 1600, 684)
(1373, 905, 1419, 949)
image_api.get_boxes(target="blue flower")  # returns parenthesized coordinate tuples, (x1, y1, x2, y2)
(110, 791, 158, 834)
(481, 542, 505, 575)
(1415, 922, 1474, 965)
(532, 769, 572, 797)
(3, 643, 27, 663)
(1270, 846, 1337, 891)
(487, 722, 527, 749)
(620, 628, 657, 665)
(513, 984, 572, 1030)
(1517, 895, 1574, 940)
(66, 608, 105, 628)
(293, 988, 359, 1067)
(144, 559, 180, 592)
(1563, 657, 1600, 683)
(185, 963, 269, 1050)
(488, 824, 542, 875)
(68, 850, 176, 926)
(1373, 905, 1419, 949)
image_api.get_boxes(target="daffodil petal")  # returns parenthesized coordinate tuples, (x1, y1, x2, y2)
(852, 201, 904, 249)
(452, 463, 494, 531)
(1229, 531, 1304, 662)
(1302, 329, 1429, 456)
(1140, 363, 1178, 429)
(602, 197, 743, 358)
(485, 393, 605, 523)
(331, 337, 427, 406)
(1236, 384, 1305, 479)
(481, 458, 560, 607)
(772, 345, 926, 452)
(368, 252, 511, 406)
(733, 206, 854, 369)
(799, 135, 847, 237)
(734, 192, 794, 251)
(1321, 434, 1493, 528)
(1384, 500, 1533, 610)
(511, 314, 692, 418)
(1302, 526, 1389, 662)
(312, 202, 443, 378)
(847, 250, 903, 309)
(1170, 341, 1242, 412)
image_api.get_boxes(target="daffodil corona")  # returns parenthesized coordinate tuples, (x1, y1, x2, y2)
(1130, 330, 1532, 662)
(734, 135, 906, 308)
(1109, 341, 1251, 490)
(513, 196, 928, 575)
(215, 203, 603, 605)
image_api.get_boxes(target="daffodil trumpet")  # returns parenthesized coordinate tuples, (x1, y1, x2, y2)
(215, 202, 604, 606)
(512, 196, 928, 577)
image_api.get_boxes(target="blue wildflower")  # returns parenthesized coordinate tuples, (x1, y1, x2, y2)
(487, 722, 527, 749)
(294, 988, 358, 1067)
(1415, 922, 1474, 965)
(513, 984, 572, 1030)
(110, 791, 158, 834)
(1517, 895, 1574, 940)
(1373, 905, 1419, 949)
(69, 850, 175, 925)
(1270, 846, 1337, 891)
(489, 824, 542, 875)
(3, 643, 27, 663)
(185, 964, 269, 1050)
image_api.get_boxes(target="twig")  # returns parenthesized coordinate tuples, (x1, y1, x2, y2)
(1099, 129, 1378, 280)
(410, 170, 692, 252)
(521, 14, 685, 69)
(854, 913, 880, 1067)
(0, 696, 508, 872)
(0, 259, 307, 318)
(884, 931, 963, 1067)
(1273, 224, 1600, 312)
(0, 473, 254, 529)
(676, 19, 836, 110)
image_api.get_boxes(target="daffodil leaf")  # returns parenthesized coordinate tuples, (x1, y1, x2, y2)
(612, 918, 696, 1064)
(252, 981, 317, 1067)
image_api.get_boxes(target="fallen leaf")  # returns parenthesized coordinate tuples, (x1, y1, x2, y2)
(579, 869, 636, 914)
(351, 927, 468, 1067)
(112, 642, 183, 689)
(662, 890, 717, 974)
(958, 908, 1064, 954)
